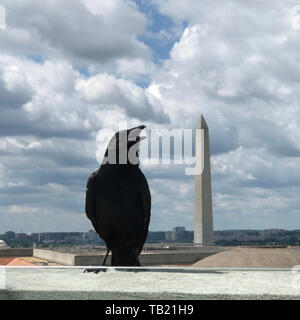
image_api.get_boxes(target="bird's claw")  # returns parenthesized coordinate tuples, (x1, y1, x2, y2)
(83, 268, 107, 274)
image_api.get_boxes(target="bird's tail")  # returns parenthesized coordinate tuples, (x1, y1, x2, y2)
(110, 243, 140, 267)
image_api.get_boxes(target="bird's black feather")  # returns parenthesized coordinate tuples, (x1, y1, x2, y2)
(85, 126, 151, 267)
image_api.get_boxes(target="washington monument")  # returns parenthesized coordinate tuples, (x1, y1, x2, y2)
(194, 115, 214, 246)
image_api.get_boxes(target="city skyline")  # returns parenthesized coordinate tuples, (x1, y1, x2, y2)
(2, 228, 300, 247)
(1, 227, 299, 235)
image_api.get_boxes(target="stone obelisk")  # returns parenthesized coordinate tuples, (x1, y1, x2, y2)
(194, 115, 214, 246)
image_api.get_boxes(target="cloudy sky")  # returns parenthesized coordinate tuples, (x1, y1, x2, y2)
(0, 0, 300, 233)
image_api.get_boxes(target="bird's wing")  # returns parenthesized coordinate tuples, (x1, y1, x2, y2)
(85, 171, 98, 231)
(137, 173, 151, 254)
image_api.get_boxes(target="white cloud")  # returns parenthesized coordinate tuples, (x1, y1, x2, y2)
(0, 0, 151, 70)
(115, 58, 156, 79)
(76, 73, 169, 122)
(0, 54, 168, 141)
(83, 0, 146, 34)
(1, 0, 300, 232)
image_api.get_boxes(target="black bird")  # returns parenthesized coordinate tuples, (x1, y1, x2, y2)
(85, 125, 151, 269)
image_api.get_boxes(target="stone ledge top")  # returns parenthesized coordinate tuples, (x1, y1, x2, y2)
(1, 267, 300, 300)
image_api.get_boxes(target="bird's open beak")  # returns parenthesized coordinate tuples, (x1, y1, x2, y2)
(128, 125, 147, 143)
(129, 124, 146, 136)
(131, 125, 146, 131)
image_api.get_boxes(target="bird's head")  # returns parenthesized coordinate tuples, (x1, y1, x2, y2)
(102, 125, 146, 166)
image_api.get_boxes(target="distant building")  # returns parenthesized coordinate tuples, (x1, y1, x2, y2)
(165, 231, 175, 241)
(173, 227, 186, 232)
(15, 233, 28, 241)
(31, 233, 40, 242)
(64, 232, 82, 241)
(147, 231, 166, 242)
(43, 232, 65, 241)
(165, 227, 194, 242)
(87, 230, 100, 241)
(5, 231, 15, 240)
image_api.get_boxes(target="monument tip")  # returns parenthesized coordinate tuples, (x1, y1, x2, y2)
(196, 114, 208, 129)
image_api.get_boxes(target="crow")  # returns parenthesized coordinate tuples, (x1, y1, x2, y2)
(84, 125, 151, 270)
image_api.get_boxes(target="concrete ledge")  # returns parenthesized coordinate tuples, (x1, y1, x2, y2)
(1, 267, 300, 300)
(33, 249, 217, 266)
(2, 290, 298, 300)
(139, 252, 213, 265)
(33, 249, 75, 265)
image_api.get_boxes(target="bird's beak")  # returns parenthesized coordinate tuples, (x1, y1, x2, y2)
(131, 125, 146, 131)
(128, 125, 147, 143)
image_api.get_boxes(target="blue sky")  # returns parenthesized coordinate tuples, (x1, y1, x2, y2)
(133, 0, 184, 63)
(0, 0, 300, 233)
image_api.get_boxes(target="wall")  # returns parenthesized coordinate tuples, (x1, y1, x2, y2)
(0, 248, 33, 257)
(33, 249, 75, 266)
(33, 249, 218, 266)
